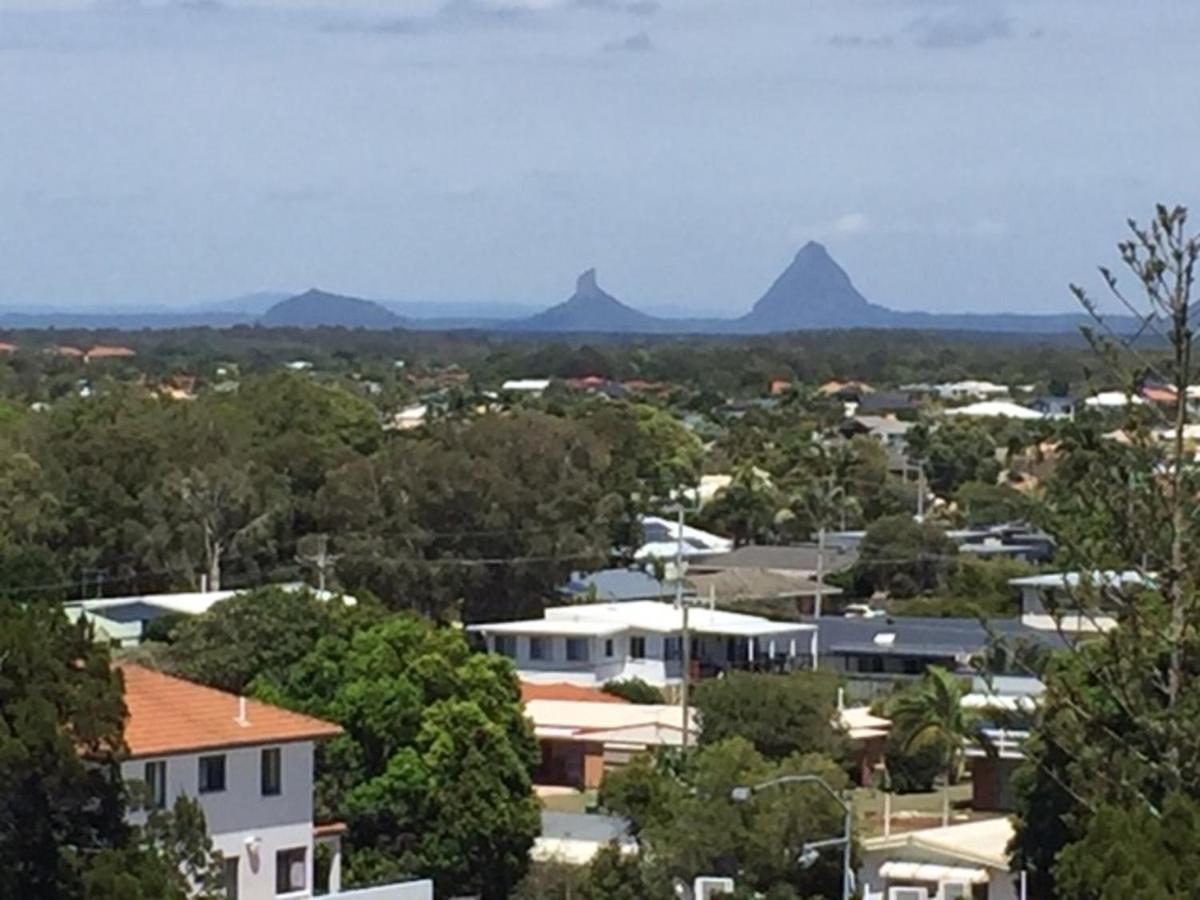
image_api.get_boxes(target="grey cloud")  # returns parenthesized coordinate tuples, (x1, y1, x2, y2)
(907, 11, 1014, 49)
(576, 0, 659, 16)
(603, 29, 653, 52)
(826, 33, 894, 49)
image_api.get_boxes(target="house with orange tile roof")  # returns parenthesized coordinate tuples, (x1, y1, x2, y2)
(0, 340, 16, 354)
(118, 664, 431, 900)
(86, 344, 137, 361)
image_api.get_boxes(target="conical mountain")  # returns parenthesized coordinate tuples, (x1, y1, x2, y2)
(261, 288, 404, 329)
(738, 241, 891, 331)
(520, 269, 666, 333)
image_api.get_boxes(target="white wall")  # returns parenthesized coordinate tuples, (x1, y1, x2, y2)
(497, 632, 675, 686)
(859, 849, 1017, 900)
(124, 741, 317, 900)
(333, 882, 434, 900)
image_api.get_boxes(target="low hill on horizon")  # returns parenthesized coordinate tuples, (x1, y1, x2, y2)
(260, 289, 404, 330)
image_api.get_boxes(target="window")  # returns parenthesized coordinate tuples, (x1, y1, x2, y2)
(495, 635, 517, 658)
(261, 747, 282, 797)
(566, 638, 589, 662)
(604, 638, 614, 658)
(663, 637, 682, 661)
(143, 760, 167, 809)
(275, 847, 307, 895)
(529, 637, 549, 661)
(630, 636, 646, 660)
(198, 755, 226, 794)
(223, 856, 240, 900)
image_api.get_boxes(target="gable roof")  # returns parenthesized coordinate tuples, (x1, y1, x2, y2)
(118, 663, 342, 758)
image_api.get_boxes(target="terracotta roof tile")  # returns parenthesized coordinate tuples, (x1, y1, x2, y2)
(520, 682, 628, 704)
(118, 663, 342, 758)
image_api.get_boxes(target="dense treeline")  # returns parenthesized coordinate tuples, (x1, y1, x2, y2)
(0, 324, 1115, 400)
(0, 374, 712, 621)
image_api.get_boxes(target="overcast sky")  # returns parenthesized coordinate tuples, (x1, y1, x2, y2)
(1, 0, 1198, 315)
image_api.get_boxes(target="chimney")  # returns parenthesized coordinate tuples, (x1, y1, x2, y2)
(235, 696, 249, 726)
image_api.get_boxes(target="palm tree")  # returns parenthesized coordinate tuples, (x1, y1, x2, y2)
(889, 666, 989, 826)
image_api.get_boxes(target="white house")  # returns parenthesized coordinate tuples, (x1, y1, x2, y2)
(118, 663, 431, 900)
(468, 600, 817, 687)
(934, 380, 1010, 400)
(860, 818, 1019, 900)
(501, 378, 552, 394)
(635, 515, 734, 562)
(943, 400, 1044, 421)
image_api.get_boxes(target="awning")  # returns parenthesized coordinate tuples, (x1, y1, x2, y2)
(879, 861, 990, 885)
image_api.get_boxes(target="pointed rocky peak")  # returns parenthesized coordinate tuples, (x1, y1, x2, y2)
(576, 268, 600, 295)
(739, 240, 885, 330)
(794, 240, 831, 262)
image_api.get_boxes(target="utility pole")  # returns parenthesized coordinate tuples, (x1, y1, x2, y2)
(297, 533, 338, 592)
(674, 504, 692, 748)
(912, 459, 926, 521)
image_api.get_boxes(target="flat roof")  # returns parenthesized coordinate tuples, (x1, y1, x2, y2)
(525, 699, 695, 734)
(543, 600, 816, 636)
(469, 619, 628, 637)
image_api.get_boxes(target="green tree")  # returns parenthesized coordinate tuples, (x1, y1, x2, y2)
(953, 481, 1034, 526)
(0, 600, 128, 899)
(693, 671, 846, 762)
(602, 677, 666, 704)
(319, 411, 621, 622)
(1054, 792, 1200, 900)
(887, 667, 987, 825)
(601, 738, 853, 899)
(166, 586, 367, 693)
(255, 615, 540, 898)
(83, 795, 227, 900)
(1009, 207, 1200, 897)
(852, 515, 958, 598)
(0, 601, 225, 899)
(697, 465, 781, 547)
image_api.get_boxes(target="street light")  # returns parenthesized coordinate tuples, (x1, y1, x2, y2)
(730, 774, 853, 900)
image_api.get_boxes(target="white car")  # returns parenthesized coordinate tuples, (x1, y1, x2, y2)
(843, 603, 886, 619)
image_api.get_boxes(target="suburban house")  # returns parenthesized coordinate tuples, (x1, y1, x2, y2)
(805, 615, 1067, 701)
(839, 415, 915, 451)
(1009, 570, 1149, 633)
(118, 663, 432, 900)
(522, 685, 696, 790)
(962, 676, 1042, 812)
(692, 542, 858, 581)
(944, 400, 1044, 421)
(469, 600, 818, 688)
(860, 818, 1019, 900)
(635, 515, 733, 562)
(839, 701, 891, 787)
(64, 584, 354, 647)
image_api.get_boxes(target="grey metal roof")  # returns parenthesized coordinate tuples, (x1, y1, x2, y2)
(805, 614, 1070, 660)
(559, 568, 688, 602)
(695, 543, 858, 573)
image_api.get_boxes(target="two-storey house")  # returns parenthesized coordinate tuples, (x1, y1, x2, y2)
(118, 664, 431, 900)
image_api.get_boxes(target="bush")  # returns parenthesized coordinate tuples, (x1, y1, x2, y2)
(693, 670, 846, 761)
(603, 678, 665, 704)
(883, 728, 944, 793)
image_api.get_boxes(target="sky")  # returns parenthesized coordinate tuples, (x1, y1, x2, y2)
(1, 0, 1199, 316)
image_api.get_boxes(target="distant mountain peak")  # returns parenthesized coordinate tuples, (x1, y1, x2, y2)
(517, 269, 665, 333)
(576, 268, 600, 294)
(738, 241, 887, 331)
(795, 240, 830, 260)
